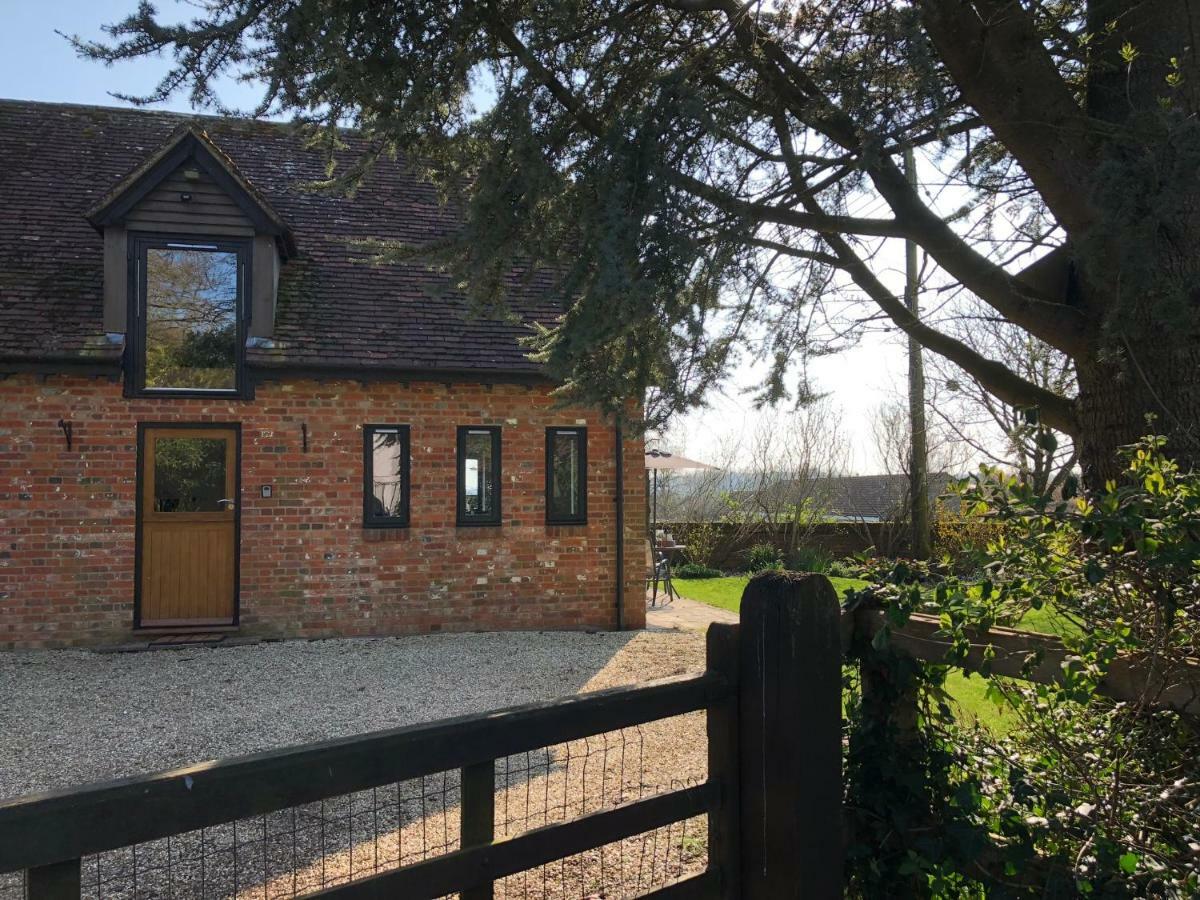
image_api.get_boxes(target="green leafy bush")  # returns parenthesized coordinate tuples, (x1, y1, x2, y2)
(844, 436, 1200, 897)
(681, 522, 720, 570)
(787, 544, 833, 573)
(827, 557, 862, 579)
(931, 494, 1007, 576)
(674, 562, 723, 579)
(744, 542, 784, 573)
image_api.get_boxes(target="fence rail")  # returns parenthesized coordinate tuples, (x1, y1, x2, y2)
(1, 674, 733, 900)
(849, 608, 1200, 717)
(0, 673, 728, 875)
(308, 783, 718, 899)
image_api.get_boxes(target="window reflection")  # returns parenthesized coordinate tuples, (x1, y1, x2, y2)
(550, 432, 581, 516)
(463, 431, 495, 516)
(548, 429, 586, 522)
(370, 430, 406, 519)
(144, 247, 239, 390)
(153, 437, 227, 513)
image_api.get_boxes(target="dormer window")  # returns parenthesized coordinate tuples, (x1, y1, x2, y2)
(85, 125, 294, 399)
(134, 236, 247, 394)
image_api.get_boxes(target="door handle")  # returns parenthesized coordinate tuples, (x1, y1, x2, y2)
(217, 498, 237, 510)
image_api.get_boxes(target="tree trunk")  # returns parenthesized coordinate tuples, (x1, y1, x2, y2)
(1075, 340, 1200, 488)
(1069, 0, 1200, 487)
(904, 147, 932, 558)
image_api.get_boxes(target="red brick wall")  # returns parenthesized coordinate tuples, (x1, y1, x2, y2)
(0, 375, 646, 648)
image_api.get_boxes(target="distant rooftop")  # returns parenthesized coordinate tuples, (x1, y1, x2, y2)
(805, 473, 956, 522)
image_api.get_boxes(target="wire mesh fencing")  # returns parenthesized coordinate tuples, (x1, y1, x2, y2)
(1, 712, 709, 900)
(492, 721, 708, 899)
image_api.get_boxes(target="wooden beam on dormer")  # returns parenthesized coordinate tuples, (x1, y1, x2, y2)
(102, 226, 127, 333)
(248, 235, 280, 338)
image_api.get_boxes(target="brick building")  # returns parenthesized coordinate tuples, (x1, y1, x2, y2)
(0, 100, 646, 649)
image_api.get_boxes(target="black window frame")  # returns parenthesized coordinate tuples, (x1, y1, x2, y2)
(127, 233, 252, 399)
(363, 424, 412, 528)
(456, 426, 502, 526)
(545, 427, 588, 525)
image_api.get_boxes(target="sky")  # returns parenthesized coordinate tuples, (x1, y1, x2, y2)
(0, 1, 264, 110)
(0, 0, 911, 473)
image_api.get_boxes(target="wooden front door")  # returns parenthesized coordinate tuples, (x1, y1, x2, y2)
(138, 425, 239, 627)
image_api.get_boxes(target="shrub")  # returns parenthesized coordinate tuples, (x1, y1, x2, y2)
(674, 562, 723, 579)
(931, 495, 1006, 575)
(787, 544, 833, 574)
(827, 557, 862, 579)
(744, 542, 783, 573)
(845, 436, 1200, 897)
(680, 522, 720, 570)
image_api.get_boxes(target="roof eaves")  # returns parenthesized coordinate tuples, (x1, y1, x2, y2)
(247, 358, 555, 387)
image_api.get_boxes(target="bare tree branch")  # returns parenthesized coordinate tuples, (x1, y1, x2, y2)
(818, 224, 1080, 435)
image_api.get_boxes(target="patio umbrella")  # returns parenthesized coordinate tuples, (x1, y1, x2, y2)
(644, 449, 718, 544)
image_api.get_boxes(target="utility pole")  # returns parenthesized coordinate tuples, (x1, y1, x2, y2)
(904, 146, 931, 559)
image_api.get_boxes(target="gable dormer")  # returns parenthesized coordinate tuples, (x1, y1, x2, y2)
(86, 127, 294, 395)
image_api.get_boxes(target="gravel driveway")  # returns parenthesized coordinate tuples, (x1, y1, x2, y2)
(1, 630, 710, 898)
(0, 630, 706, 801)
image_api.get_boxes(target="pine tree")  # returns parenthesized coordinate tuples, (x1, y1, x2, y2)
(74, 0, 1200, 484)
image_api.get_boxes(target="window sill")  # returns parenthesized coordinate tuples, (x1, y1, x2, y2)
(126, 386, 255, 401)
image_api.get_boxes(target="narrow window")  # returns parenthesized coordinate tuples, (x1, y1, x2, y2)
(363, 425, 410, 527)
(546, 427, 587, 524)
(133, 237, 247, 395)
(457, 426, 501, 526)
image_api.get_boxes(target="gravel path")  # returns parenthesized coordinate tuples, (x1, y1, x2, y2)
(0, 630, 706, 801)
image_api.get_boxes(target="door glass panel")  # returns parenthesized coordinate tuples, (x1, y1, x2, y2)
(154, 437, 228, 513)
(144, 247, 239, 390)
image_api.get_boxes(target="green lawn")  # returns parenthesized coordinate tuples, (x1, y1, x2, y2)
(943, 671, 1018, 735)
(677, 574, 1078, 638)
(673, 573, 1028, 733)
(673, 574, 869, 612)
(1016, 602, 1082, 639)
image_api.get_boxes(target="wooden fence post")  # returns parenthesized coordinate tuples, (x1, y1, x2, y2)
(460, 760, 496, 900)
(738, 571, 843, 899)
(25, 859, 80, 900)
(854, 607, 921, 745)
(707, 622, 741, 899)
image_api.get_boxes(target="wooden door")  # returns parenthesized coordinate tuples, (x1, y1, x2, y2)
(138, 426, 238, 626)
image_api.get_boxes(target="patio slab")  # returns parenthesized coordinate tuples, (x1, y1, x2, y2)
(646, 594, 738, 632)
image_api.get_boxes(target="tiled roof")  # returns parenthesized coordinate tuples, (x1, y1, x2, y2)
(0, 99, 563, 376)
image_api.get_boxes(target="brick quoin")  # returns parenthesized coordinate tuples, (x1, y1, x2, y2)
(0, 374, 647, 649)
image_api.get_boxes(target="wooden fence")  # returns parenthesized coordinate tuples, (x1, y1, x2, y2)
(0, 573, 845, 900)
(2, 573, 1196, 899)
(849, 607, 1200, 718)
